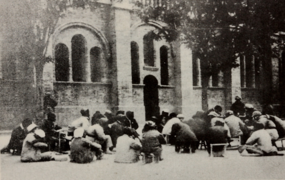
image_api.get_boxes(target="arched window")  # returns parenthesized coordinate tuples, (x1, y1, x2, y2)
(131, 41, 140, 84)
(90, 47, 101, 82)
(71, 34, 87, 82)
(160, 46, 168, 85)
(143, 31, 155, 66)
(55, 43, 69, 81)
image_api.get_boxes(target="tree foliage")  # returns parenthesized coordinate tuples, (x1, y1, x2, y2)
(138, 0, 285, 73)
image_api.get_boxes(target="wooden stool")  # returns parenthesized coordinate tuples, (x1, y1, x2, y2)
(141, 153, 156, 164)
(276, 137, 285, 150)
(210, 143, 227, 157)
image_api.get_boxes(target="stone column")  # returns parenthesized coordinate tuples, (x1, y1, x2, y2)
(231, 57, 241, 103)
(68, 44, 73, 82)
(112, 1, 134, 112)
(179, 43, 197, 118)
(86, 49, 91, 82)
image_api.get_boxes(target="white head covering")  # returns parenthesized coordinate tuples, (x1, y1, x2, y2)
(27, 123, 37, 132)
(74, 127, 85, 138)
(177, 114, 184, 118)
(34, 129, 45, 138)
(162, 109, 169, 113)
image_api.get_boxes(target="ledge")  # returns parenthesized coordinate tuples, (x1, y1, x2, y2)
(159, 85, 175, 88)
(193, 86, 202, 89)
(54, 81, 112, 85)
(132, 84, 145, 88)
(143, 66, 159, 71)
(207, 87, 226, 90)
(241, 87, 258, 90)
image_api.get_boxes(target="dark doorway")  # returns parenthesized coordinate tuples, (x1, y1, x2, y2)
(143, 75, 160, 120)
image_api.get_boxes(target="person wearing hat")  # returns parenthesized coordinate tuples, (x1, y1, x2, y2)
(1, 118, 33, 155)
(231, 96, 245, 117)
(68, 109, 91, 137)
(114, 128, 141, 163)
(141, 121, 166, 162)
(225, 110, 246, 138)
(208, 111, 232, 145)
(21, 128, 68, 162)
(238, 122, 282, 156)
(243, 104, 255, 123)
(70, 128, 103, 163)
(253, 113, 279, 145)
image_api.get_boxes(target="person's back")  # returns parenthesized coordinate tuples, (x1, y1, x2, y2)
(225, 114, 244, 138)
(162, 117, 181, 135)
(71, 116, 90, 130)
(246, 129, 274, 153)
(114, 134, 141, 163)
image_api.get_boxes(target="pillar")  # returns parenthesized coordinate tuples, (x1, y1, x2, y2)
(112, 1, 134, 112)
(231, 56, 241, 103)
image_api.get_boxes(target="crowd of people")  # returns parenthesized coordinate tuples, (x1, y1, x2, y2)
(1, 94, 285, 163)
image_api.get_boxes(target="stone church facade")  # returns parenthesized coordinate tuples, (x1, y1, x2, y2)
(0, 0, 282, 129)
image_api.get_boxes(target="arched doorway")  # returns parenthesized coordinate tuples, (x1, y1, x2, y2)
(143, 75, 159, 120)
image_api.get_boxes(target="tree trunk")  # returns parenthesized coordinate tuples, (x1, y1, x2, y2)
(35, 60, 44, 111)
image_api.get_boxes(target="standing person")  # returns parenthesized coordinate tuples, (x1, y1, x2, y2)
(68, 109, 90, 136)
(1, 118, 33, 155)
(231, 96, 245, 117)
(43, 92, 58, 113)
(21, 128, 67, 162)
(141, 121, 166, 162)
(126, 111, 139, 130)
(238, 122, 282, 156)
(114, 128, 141, 163)
(70, 128, 103, 163)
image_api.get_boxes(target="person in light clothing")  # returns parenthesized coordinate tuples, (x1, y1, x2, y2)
(225, 110, 246, 138)
(114, 128, 141, 163)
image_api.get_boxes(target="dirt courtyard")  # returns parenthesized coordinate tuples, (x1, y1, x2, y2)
(1, 134, 285, 180)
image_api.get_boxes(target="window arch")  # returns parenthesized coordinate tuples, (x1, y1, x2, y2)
(71, 34, 87, 82)
(90, 47, 102, 82)
(131, 41, 140, 84)
(160, 46, 168, 85)
(143, 31, 155, 66)
(55, 43, 69, 81)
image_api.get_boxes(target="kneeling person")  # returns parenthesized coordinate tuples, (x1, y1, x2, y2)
(70, 128, 103, 163)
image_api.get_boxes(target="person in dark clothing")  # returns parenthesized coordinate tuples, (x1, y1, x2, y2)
(231, 96, 245, 117)
(141, 121, 166, 162)
(43, 92, 58, 112)
(91, 111, 106, 126)
(157, 110, 169, 133)
(1, 118, 33, 155)
(206, 121, 228, 157)
(40, 112, 63, 152)
(126, 111, 139, 130)
(104, 110, 115, 124)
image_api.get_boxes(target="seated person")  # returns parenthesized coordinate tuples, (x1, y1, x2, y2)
(68, 109, 90, 136)
(206, 121, 229, 157)
(141, 121, 166, 162)
(238, 122, 282, 156)
(40, 112, 63, 151)
(225, 110, 246, 138)
(70, 128, 103, 163)
(209, 111, 231, 140)
(21, 128, 67, 162)
(1, 118, 33, 155)
(162, 117, 181, 144)
(86, 118, 114, 154)
(114, 128, 141, 163)
(126, 111, 139, 130)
